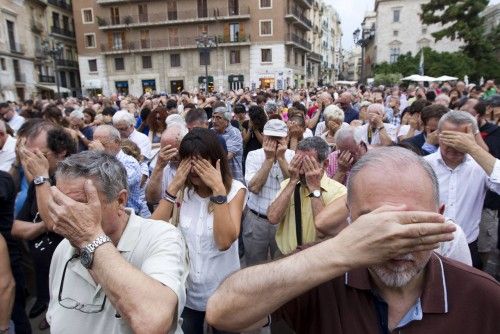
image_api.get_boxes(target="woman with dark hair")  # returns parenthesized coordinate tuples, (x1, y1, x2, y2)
(242, 105, 266, 170)
(151, 128, 246, 334)
(146, 106, 167, 148)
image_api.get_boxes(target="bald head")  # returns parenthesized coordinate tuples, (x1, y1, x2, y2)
(160, 124, 187, 149)
(93, 125, 121, 155)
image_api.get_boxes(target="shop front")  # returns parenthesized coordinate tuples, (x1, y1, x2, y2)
(228, 75, 244, 90)
(170, 80, 184, 94)
(115, 81, 129, 95)
(142, 79, 156, 94)
(198, 76, 214, 92)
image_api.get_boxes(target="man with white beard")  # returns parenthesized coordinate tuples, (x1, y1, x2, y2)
(206, 147, 500, 334)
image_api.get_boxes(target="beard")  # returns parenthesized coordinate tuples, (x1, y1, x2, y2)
(369, 252, 431, 288)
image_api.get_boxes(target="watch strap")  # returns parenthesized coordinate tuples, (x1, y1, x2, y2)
(84, 235, 112, 253)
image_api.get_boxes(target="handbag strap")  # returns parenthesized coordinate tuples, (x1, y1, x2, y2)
(293, 182, 303, 246)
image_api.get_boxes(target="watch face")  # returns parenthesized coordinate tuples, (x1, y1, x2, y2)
(80, 249, 93, 269)
(313, 190, 321, 198)
(34, 176, 44, 185)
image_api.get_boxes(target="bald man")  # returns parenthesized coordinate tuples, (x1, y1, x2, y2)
(145, 124, 188, 205)
(337, 92, 359, 124)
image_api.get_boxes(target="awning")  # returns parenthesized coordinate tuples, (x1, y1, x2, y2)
(84, 79, 102, 89)
(36, 84, 72, 93)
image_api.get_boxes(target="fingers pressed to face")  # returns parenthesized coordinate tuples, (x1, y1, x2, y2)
(50, 186, 74, 207)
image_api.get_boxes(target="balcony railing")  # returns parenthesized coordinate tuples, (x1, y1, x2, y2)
(285, 33, 312, 50)
(39, 75, 56, 83)
(216, 34, 251, 44)
(51, 26, 75, 38)
(48, 0, 72, 11)
(308, 52, 323, 62)
(10, 43, 25, 55)
(286, 6, 313, 29)
(56, 59, 79, 68)
(297, 0, 313, 8)
(98, 6, 250, 28)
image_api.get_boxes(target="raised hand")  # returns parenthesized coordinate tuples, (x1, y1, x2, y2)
(157, 144, 178, 169)
(19, 146, 50, 178)
(288, 154, 303, 182)
(48, 180, 104, 249)
(439, 124, 477, 153)
(276, 138, 288, 160)
(192, 158, 226, 195)
(425, 129, 439, 146)
(167, 158, 191, 195)
(303, 155, 323, 191)
(263, 137, 277, 161)
(337, 150, 354, 173)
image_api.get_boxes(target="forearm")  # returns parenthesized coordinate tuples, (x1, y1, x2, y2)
(36, 183, 56, 230)
(469, 144, 496, 176)
(254, 130, 264, 144)
(308, 112, 320, 129)
(310, 197, 325, 222)
(206, 238, 350, 331)
(277, 157, 290, 178)
(213, 204, 240, 251)
(91, 243, 177, 334)
(289, 137, 299, 151)
(314, 196, 349, 236)
(242, 130, 251, 144)
(475, 132, 489, 152)
(145, 166, 164, 204)
(12, 220, 46, 240)
(227, 152, 235, 160)
(267, 182, 295, 225)
(378, 128, 393, 146)
(248, 159, 273, 194)
(333, 170, 347, 184)
(150, 200, 174, 222)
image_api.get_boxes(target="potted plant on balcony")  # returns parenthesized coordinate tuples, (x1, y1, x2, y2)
(96, 16, 108, 26)
(123, 16, 134, 25)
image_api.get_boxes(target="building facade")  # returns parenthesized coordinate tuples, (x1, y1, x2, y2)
(372, 0, 463, 65)
(73, 0, 342, 96)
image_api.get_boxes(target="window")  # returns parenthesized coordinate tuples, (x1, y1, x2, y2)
(198, 24, 208, 35)
(170, 53, 181, 67)
(294, 51, 298, 65)
(261, 48, 272, 63)
(229, 23, 239, 42)
(82, 9, 93, 24)
(112, 32, 124, 50)
(169, 28, 179, 46)
(138, 4, 148, 22)
(84, 33, 96, 48)
(115, 57, 125, 70)
(200, 51, 210, 66)
(260, 0, 272, 9)
(389, 47, 400, 63)
(69, 72, 76, 87)
(167, 0, 177, 20)
(393, 9, 400, 23)
(228, 0, 239, 15)
(110, 7, 120, 25)
(0, 58, 6, 71)
(140, 30, 150, 48)
(88, 59, 97, 72)
(301, 54, 305, 66)
(198, 0, 208, 18)
(62, 16, 69, 31)
(6, 20, 15, 51)
(259, 20, 272, 36)
(393, 30, 398, 37)
(142, 55, 152, 69)
(60, 71, 67, 87)
(52, 12, 60, 28)
(229, 50, 240, 64)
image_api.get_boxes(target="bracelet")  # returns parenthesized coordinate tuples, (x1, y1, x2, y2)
(165, 190, 177, 200)
(263, 314, 272, 328)
(377, 126, 385, 131)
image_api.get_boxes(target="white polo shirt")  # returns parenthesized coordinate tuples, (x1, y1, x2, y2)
(47, 210, 188, 334)
(128, 129, 152, 160)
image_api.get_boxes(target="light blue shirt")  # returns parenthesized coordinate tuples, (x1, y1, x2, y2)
(116, 150, 150, 217)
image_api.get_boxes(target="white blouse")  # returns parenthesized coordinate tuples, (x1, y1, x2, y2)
(178, 180, 247, 311)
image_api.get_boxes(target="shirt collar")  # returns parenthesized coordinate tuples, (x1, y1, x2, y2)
(345, 253, 448, 314)
(436, 148, 471, 168)
(298, 173, 330, 192)
(116, 209, 141, 252)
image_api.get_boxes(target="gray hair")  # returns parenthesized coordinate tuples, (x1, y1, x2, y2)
(435, 94, 451, 104)
(69, 109, 85, 120)
(297, 137, 330, 163)
(95, 124, 121, 143)
(323, 104, 345, 122)
(346, 147, 439, 207)
(213, 106, 232, 121)
(438, 110, 478, 133)
(367, 103, 385, 115)
(112, 110, 136, 126)
(335, 126, 365, 145)
(0, 119, 5, 133)
(56, 150, 128, 202)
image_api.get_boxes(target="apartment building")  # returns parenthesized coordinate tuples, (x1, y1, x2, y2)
(74, 0, 252, 96)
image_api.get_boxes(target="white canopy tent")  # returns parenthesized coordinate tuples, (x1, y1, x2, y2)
(401, 75, 437, 82)
(434, 75, 458, 81)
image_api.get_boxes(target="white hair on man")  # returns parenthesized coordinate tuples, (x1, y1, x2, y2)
(213, 106, 232, 121)
(335, 126, 365, 145)
(438, 110, 479, 133)
(166, 114, 186, 128)
(69, 109, 85, 120)
(367, 103, 385, 116)
(435, 94, 451, 107)
(323, 105, 345, 123)
(112, 110, 136, 126)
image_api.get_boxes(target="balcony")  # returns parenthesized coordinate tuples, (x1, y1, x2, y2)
(39, 75, 56, 83)
(285, 6, 313, 30)
(98, 6, 250, 30)
(51, 26, 76, 38)
(10, 43, 25, 55)
(56, 59, 79, 68)
(47, 0, 72, 11)
(15, 73, 26, 83)
(308, 52, 322, 62)
(216, 34, 251, 45)
(285, 33, 312, 51)
(296, 0, 313, 9)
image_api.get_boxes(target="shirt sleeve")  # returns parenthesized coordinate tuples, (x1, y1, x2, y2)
(421, 142, 438, 154)
(436, 222, 472, 266)
(486, 159, 500, 194)
(226, 128, 243, 155)
(244, 150, 261, 185)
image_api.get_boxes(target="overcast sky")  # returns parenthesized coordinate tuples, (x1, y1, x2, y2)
(328, 0, 500, 51)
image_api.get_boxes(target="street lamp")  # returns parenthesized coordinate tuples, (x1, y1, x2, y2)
(42, 39, 64, 98)
(352, 25, 375, 83)
(195, 32, 217, 93)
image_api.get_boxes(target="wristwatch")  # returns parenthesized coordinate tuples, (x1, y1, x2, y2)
(308, 189, 321, 198)
(210, 195, 227, 204)
(34, 176, 50, 186)
(80, 235, 112, 269)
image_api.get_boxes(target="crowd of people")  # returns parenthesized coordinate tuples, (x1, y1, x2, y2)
(0, 78, 499, 334)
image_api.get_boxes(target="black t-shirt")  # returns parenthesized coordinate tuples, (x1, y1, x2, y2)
(242, 120, 263, 158)
(481, 122, 500, 210)
(0, 171, 22, 265)
(16, 178, 63, 250)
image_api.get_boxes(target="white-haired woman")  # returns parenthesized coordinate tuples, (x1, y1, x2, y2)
(320, 104, 345, 150)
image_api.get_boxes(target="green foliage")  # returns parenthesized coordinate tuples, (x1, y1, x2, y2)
(373, 73, 403, 86)
(418, 0, 499, 81)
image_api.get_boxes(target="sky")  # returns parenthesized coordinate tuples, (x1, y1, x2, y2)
(329, 0, 500, 51)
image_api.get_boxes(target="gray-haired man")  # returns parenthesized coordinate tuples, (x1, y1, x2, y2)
(46, 151, 188, 333)
(212, 106, 244, 182)
(243, 120, 294, 265)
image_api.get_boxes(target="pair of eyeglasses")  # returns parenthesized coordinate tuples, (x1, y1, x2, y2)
(58, 254, 107, 313)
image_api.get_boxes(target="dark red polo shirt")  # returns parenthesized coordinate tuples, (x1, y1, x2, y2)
(273, 253, 500, 333)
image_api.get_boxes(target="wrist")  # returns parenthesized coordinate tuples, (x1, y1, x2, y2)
(79, 229, 105, 249)
(212, 184, 227, 196)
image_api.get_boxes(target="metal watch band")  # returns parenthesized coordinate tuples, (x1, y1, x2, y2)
(85, 235, 111, 253)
